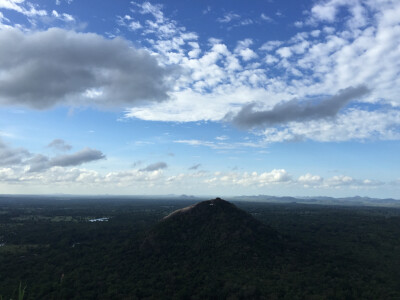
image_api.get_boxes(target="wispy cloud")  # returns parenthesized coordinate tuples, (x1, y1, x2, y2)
(260, 13, 273, 22)
(174, 139, 264, 150)
(189, 163, 201, 170)
(139, 162, 167, 172)
(47, 139, 72, 151)
(217, 12, 240, 23)
(0, 0, 46, 17)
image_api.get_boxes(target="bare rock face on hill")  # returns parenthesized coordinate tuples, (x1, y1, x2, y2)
(141, 198, 283, 261)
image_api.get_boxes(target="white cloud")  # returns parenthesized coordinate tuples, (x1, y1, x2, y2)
(119, 0, 400, 143)
(264, 54, 279, 64)
(323, 175, 384, 188)
(276, 46, 292, 58)
(298, 173, 323, 187)
(261, 13, 273, 22)
(261, 108, 400, 142)
(294, 21, 304, 28)
(260, 40, 283, 51)
(51, 9, 74, 22)
(0, 167, 17, 181)
(296, 172, 385, 189)
(129, 20, 142, 30)
(136, 1, 164, 23)
(215, 135, 229, 141)
(240, 19, 253, 26)
(238, 48, 258, 61)
(0, 149, 393, 194)
(0, 0, 46, 17)
(174, 139, 233, 150)
(217, 12, 240, 23)
(174, 139, 264, 150)
(117, 15, 142, 31)
(204, 169, 291, 187)
(311, 1, 338, 22)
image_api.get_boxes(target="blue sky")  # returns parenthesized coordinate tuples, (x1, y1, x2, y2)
(0, 0, 399, 198)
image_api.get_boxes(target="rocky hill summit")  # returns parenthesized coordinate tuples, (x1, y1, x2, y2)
(141, 198, 283, 260)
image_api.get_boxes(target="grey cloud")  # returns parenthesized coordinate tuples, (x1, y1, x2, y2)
(26, 154, 49, 172)
(28, 147, 105, 172)
(231, 85, 370, 129)
(49, 147, 105, 167)
(0, 28, 172, 109)
(0, 139, 30, 166)
(140, 162, 167, 172)
(189, 163, 201, 170)
(48, 139, 72, 151)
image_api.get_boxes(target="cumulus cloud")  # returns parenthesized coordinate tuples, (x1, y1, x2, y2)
(309, 0, 368, 29)
(47, 139, 72, 151)
(323, 175, 384, 188)
(231, 85, 370, 129)
(235, 39, 258, 61)
(0, 28, 172, 109)
(296, 172, 385, 189)
(139, 162, 167, 172)
(298, 173, 323, 186)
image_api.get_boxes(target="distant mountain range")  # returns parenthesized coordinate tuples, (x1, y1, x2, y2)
(228, 195, 400, 207)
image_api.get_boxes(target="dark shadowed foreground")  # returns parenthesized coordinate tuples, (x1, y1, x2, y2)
(1, 196, 400, 299)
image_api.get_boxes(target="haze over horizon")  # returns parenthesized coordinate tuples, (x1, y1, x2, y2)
(0, 0, 399, 198)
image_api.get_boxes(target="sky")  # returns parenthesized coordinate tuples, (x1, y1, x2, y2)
(0, 0, 399, 198)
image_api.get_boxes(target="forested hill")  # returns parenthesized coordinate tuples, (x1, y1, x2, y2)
(142, 198, 285, 261)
